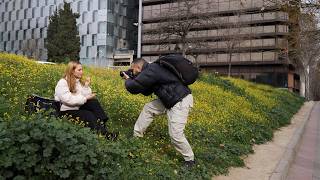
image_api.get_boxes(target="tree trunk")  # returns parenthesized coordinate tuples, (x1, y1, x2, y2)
(228, 53, 232, 77)
(182, 43, 187, 57)
(193, 55, 199, 67)
(303, 68, 311, 100)
(300, 72, 306, 97)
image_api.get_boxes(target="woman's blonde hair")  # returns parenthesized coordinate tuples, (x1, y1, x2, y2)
(64, 61, 83, 93)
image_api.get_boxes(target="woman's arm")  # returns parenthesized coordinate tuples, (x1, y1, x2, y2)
(81, 77, 93, 96)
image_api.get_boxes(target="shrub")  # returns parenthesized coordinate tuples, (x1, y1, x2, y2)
(0, 114, 127, 179)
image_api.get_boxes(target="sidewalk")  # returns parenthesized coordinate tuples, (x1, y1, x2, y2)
(213, 101, 316, 180)
(286, 101, 320, 180)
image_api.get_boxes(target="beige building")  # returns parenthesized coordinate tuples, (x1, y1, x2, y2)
(141, 0, 299, 91)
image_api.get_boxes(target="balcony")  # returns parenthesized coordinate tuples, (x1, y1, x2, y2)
(143, 6, 281, 24)
(142, 46, 283, 55)
(142, 32, 289, 45)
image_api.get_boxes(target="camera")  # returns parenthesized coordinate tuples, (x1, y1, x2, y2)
(120, 69, 135, 79)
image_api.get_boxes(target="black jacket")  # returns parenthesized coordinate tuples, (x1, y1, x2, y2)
(125, 63, 191, 109)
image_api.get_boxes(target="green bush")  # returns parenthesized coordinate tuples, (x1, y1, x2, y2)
(0, 97, 10, 118)
(0, 113, 127, 179)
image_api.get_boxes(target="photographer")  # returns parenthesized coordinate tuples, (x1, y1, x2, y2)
(122, 58, 195, 168)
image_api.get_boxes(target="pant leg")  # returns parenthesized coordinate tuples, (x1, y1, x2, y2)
(60, 110, 108, 135)
(133, 99, 166, 137)
(167, 94, 194, 161)
(80, 99, 108, 122)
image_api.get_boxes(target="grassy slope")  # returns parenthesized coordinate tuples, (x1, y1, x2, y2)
(0, 53, 304, 179)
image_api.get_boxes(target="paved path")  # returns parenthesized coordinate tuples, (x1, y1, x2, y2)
(287, 101, 320, 180)
(213, 101, 315, 180)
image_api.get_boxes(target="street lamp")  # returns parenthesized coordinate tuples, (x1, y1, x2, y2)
(137, 0, 142, 58)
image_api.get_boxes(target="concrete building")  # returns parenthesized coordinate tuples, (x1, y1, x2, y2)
(0, 0, 138, 66)
(141, 0, 299, 91)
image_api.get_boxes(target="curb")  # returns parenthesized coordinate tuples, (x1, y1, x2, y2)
(269, 101, 316, 180)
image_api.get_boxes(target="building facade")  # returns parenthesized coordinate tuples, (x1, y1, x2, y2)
(141, 0, 299, 90)
(0, 0, 138, 66)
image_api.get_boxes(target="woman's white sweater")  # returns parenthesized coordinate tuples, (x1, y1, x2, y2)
(54, 78, 92, 111)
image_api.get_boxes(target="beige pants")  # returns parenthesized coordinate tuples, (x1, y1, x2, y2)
(134, 94, 194, 161)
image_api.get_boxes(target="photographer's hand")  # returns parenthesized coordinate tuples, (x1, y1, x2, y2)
(122, 72, 130, 80)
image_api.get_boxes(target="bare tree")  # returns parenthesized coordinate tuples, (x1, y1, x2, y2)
(264, 0, 320, 11)
(311, 64, 320, 100)
(215, 13, 245, 77)
(145, 0, 217, 59)
(294, 14, 320, 100)
(264, 0, 320, 100)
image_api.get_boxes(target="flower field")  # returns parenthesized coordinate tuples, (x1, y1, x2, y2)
(0, 53, 304, 179)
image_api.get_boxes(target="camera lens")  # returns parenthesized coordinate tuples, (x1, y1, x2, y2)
(120, 71, 124, 77)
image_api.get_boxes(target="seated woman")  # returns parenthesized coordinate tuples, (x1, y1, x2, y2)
(54, 61, 117, 140)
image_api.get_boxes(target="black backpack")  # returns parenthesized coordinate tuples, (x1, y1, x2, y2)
(155, 54, 199, 85)
(25, 94, 61, 117)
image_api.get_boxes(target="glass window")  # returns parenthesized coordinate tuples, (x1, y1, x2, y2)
(107, 22, 114, 36)
(81, 35, 86, 46)
(16, 10, 19, 20)
(45, 17, 49, 26)
(12, 21, 15, 30)
(24, 9, 27, 19)
(1, 12, 4, 22)
(82, 12, 87, 23)
(97, 45, 106, 57)
(93, 10, 98, 22)
(88, 0, 93, 11)
(86, 46, 91, 57)
(78, 1, 82, 12)
(40, 28, 43, 38)
(50, 5, 55, 15)
(19, 40, 22, 49)
(107, 0, 114, 12)
(41, 7, 44, 16)
(92, 34, 97, 45)
(12, 0, 16, 10)
(5, 2, 9, 11)
(23, 30, 26, 39)
(20, 0, 23, 9)
(32, 8, 35, 18)
(98, 22, 107, 33)
(99, 0, 107, 10)
(36, 18, 40, 28)
(28, 19, 31, 29)
(31, 29, 35, 39)
(87, 23, 92, 34)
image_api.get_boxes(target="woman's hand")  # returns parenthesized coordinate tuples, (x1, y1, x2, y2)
(84, 77, 91, 87)
(85, 93, 96, 100)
